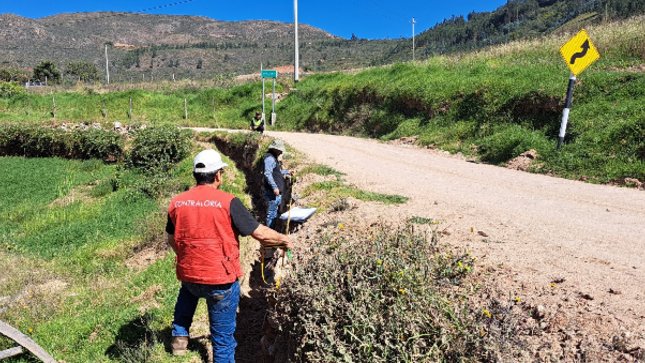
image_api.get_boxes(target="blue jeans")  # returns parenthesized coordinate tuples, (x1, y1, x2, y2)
(172, 281, 240, 363)
(265, 193, 282, 228)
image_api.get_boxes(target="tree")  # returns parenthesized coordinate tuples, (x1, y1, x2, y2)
(33, 61, 61, 84)
(65, 61, 99, 82)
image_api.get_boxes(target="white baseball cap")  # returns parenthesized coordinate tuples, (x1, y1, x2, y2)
(193, 149, 228, 173)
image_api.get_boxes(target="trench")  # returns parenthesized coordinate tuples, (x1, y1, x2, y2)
(209, 134, 293, 362)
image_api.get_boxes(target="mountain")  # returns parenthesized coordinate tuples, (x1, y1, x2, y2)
(0, 12, 383, 79)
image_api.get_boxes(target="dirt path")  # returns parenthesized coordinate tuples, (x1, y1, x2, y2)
(267, 131, 645, 330)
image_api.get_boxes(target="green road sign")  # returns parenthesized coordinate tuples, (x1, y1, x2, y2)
(261, 70, 278, 79)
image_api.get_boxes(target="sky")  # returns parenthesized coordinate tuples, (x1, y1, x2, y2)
(0, 0, 508, 40)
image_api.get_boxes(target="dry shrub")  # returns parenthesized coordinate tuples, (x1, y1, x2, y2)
(269, 224, 493, 362)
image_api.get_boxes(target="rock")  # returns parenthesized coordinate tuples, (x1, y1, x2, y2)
(533, 305, 546, 320)
(579, 292, 594, 301)
(608, 288, 622, 295)
(612, 331, 633, 353)
(522, 149, 538, 159)
(506, 149, 539, 171)
(624, 178, 643, 189)
(477, 230, 489, 237)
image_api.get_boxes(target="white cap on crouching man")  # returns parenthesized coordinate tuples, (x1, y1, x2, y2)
(268, 139, 286, 153)
(193, 149, 228, 173)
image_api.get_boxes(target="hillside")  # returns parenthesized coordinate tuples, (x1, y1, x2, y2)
(0, 12, 352, 77)
(410, 0, 645, 58)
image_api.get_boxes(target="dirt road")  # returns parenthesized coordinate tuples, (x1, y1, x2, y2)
(267, 131, 645, 328)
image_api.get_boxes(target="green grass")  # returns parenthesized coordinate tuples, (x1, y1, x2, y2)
(302, 180, 408, 206)
(297, 164, 345, 181)
(289, 162, 408, 208)
(0, 82, 282, 128)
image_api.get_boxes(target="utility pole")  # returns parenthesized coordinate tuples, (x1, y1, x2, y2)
(105, 44, 110, 85)
(411, 17, 416, 61)
(294, 0, 300, 83)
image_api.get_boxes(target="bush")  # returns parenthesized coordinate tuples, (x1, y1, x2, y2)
(0, 68, 30, 83)
(269, 225, 488, 362)
(126, 125, 191, 172)
(0, 82, 25, 98)
(0, 125, 124, 161)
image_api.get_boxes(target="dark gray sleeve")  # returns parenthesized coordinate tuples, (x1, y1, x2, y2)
(165, 214, 175, 234)
(230, 198, 260, 236)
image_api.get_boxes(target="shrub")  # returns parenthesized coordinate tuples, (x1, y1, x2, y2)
(0, 125, 123, 161)
(126, 125, 191, 172)
(33, 60, 61, 84)
(269, 225, 487, 362)
(0, 68, 30, 83)
(0, 82, 26, 98)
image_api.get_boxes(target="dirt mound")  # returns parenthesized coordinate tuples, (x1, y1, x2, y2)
(506, 149, 538, 171)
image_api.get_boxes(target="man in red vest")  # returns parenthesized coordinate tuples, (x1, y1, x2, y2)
(166, 149, 293, 362)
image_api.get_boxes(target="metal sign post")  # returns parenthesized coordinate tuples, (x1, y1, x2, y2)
(271, 78, 277, 126)
(262, 79, 266, 122)
(557, 29, 600, 149)
(558, 74, 576, 149)
(261, 64, 266, 122)
(260, 69, 279, 126)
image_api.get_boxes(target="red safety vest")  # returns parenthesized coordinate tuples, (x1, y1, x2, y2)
(168, 185, 242, 285)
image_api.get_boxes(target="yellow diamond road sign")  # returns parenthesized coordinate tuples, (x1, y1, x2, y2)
(560, 29, 600, 76)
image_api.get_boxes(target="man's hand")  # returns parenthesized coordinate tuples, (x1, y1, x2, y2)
(283, 236, 294, 250)
(273, 188, 280, 196)
(251, 225, 293, 249)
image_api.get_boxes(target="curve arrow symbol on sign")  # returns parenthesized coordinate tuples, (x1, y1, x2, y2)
(569, 39, 590, 65)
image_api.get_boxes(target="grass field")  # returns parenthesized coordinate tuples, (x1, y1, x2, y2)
(0, 82, 281, 129)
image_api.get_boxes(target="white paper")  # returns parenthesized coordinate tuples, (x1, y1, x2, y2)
(279, 207, 317, 222)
